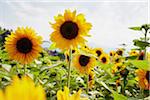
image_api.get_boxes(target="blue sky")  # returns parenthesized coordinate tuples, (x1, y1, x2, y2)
(0, 0, 149, 52)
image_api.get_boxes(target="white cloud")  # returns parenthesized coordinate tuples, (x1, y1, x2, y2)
(0, 1, 148, 52)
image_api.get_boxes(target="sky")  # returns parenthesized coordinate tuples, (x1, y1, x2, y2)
(0, 0, 149, 52)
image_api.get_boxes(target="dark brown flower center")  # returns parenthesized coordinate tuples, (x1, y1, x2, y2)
(146, 71, 150, 83)
(110, 52, 112, 56)
(79, 55, 90, 66)
(72, 50, 75, 54)
(16, 38, 32, 54)
(96, 50, 102, 57)
(117, 66, 121, 70)
(115, 58, 120, 63)
(60, 21, 79, 40)
(101, 57, 107, 63)
(117, 50, 123, 56)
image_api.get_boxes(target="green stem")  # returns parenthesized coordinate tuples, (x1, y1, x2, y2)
(140, 88, 144, 100)
(67, 48, 72, 88)
(16, 65, 18, 74)
(87, 74, 89, 94)
(121, 77, 127, 95)
(144, 33, 147, 60)
(24, 64, 26, 75)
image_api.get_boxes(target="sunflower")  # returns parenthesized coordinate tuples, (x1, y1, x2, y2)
(80, 45, 94, 54)
(113, 55, 122, 64)
(57, 86, 88, 100)
(99, 54, 110, 64)
(88, 70, 95, 89)
(116, 48, 124, 56)
(112, 53, 124, 64)
(5, 27, 42, 64)
(64, 48, 78, 62)
(93, 48, 103, 57)
(129, 50, 139, 56)
(112, 63, 125, 74)
(50, 9, 92, 50)
(109, 50, 115, 57)
(135, 69, 150, 90)
(0, 75, 46, 100)
(73, 54, 96, 74)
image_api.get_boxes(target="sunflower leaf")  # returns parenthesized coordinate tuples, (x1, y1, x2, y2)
(49, 43, 56, 50)
(112, 91, 127, 100)
(129, 26, 141, 31)
(129, 60, 150, 70)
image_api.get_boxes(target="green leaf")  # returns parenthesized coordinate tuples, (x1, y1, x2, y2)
(112, 91, 127, 100)
(133, 40, 150, 48)
(129, 26, 141, 31)
(129, 60, 150, 70)
(49, 43, 56, 50)
(100, 81, 112, 92)
(98, 62, 113, 76)
(125, 56, 137, 60)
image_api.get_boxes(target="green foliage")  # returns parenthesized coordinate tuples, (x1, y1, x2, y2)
(112, 91, 127, 100)
(133, 39, 150, 49)
(129, 26, 141, 31)
(129, 60, 150, 71)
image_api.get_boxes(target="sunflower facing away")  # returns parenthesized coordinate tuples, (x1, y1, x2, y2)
(5, 27, 42, 64)
(136, 69, 150, 90)
(0, 75, 46, 100)
(73, 54, 96, 74)
(50, 9, 92, 50)
(57, 86, 88, 100)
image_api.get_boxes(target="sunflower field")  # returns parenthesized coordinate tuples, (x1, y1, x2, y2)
(0, 9, 150, 100)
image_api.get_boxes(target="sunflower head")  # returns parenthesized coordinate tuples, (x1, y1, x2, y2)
(112, 63, 125, 74)
(0, 75, 46, 100)
(99, 54, 110, 64)
(120, 68, 129, 78)
(64, 48, 78, 62)
(114, 57, 122, 64)
(93, 48, 103, 57)
(73, 54, 96, 74)
(135, 69, 150, 90)
(57, 86, 88, 100)
(109, 50, 115, 57)
(50, 9, 92, 50)
(129, 50, 139, 56)
(116, 48, 124, 56)
(80, 45, 94, 54)
(5, 27, 42, 64)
